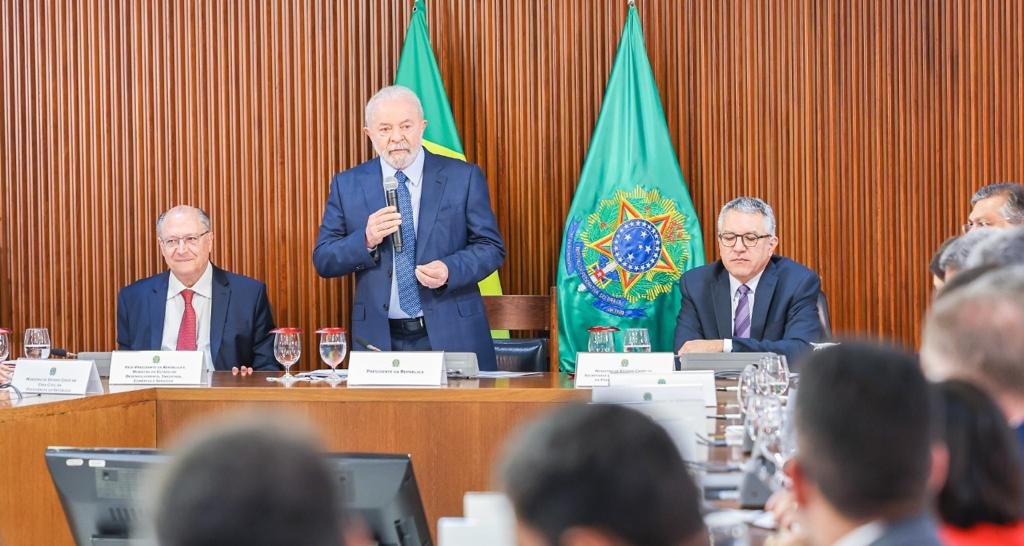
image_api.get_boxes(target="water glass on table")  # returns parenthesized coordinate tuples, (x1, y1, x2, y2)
(622, 327, 651, 352)
(316, 327, 347, 383)
(270, 328, 301, 384)
(23, 328, 51, 359)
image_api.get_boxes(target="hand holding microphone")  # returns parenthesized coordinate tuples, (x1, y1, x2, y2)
(364, 176, 404, 249)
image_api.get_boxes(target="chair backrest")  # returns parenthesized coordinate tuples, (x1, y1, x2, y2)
(817, 290, 832, 340)
(481, 287, 559, 373)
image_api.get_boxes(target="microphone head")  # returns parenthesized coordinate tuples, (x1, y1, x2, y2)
(383, 176, 398, 191)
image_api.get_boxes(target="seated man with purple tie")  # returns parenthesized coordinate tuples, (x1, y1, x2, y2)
(116, 205, 278, 372)
(674, 197, 824, 367)
(312, 85, 505, 371)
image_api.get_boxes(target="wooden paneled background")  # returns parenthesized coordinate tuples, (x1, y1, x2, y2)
(1, 1, 1022, 368)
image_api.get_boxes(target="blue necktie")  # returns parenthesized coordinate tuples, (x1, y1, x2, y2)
(394, 170, 422, 316)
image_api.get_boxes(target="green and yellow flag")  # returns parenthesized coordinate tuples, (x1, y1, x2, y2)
(395, 0, 506, 333)
(556, 4, 705, 371)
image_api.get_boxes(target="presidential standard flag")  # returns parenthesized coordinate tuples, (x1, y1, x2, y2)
(394, 0, 506, 312)
(557, 4, 705, 371)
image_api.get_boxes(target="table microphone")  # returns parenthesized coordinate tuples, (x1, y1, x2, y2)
(50, 348, 77, 358)
(383, 176, 403, 253)
(353, 335, 382, 352)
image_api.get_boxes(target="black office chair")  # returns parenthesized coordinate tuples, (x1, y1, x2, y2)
(816, 290, 832, 340)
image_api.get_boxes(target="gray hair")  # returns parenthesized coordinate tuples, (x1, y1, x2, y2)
(939, 227, 998, 274)
(156, 205, 212, 238)
(965, 226, 1024, 270)
(364, 85, 424, 127)
(971, 182, 1024, 224)
(922, 266, 1024, 397)
(717, 196, 776, 235)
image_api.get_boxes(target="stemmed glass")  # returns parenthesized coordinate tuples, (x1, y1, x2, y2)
(23, 328, 50, 359)
(316, 327, 347, 384)
(0, 328, 10, 362)
(756, 396, 798, 488)
(270, 328, 301, 385)
(757, 354, 790, 397)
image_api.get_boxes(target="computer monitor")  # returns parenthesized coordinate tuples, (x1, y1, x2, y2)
(45, 448, 433, 546)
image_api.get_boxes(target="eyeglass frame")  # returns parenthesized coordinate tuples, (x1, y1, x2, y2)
(717, 231, 773, 248)
(961, 219, 1002, 234)
(159, 230, 211, 250)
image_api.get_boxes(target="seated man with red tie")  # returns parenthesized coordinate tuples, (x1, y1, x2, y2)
(116, 205, 278, 372)
(674, 197, 824, 368)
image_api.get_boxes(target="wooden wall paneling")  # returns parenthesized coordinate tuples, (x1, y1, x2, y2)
(1, 0, 1023, 368)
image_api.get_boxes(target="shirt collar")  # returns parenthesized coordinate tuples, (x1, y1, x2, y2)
(729, 269, 764, 298)
(167, 262, 214, 300)
(379, 147, 425, 188)
(833, 521, 885, 546)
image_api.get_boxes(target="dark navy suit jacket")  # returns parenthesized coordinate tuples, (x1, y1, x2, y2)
(312, 150, 506, 371)
(116, 266, 278, 371)
(673, 255, 823, 367)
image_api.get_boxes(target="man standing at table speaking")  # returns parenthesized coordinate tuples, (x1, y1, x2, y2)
(674, 197, 824, 367)
(313, 86, 505, 371)
(117, 205, 278, 372)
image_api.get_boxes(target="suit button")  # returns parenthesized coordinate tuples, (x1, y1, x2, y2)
(383, 304, 389, 310)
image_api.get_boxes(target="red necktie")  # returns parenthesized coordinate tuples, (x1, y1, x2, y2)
(176, 289, 197, 351)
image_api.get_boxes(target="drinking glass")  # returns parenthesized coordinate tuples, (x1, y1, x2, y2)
(0, 328, 9, 362)
(271, 328, 301, 384)
(757, 397, 797, 487)
(622, 328, 651, 352)
(316, 327, 347, 382)
(736, 364, 760, 415)
(587, 326, 618, 353)
(23, 328, 51, 359)
(757, 354, 790, 397)
(705, 510, 750, 546)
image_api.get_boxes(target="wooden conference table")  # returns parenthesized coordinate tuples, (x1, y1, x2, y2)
(0, 372, 590, 546)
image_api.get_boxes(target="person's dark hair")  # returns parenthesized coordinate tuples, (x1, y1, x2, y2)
(153, 418, 344, 546)
(930, 236, 958, 281)
(965, 226, 1024, 270)
(796, 342, 937, 520)
(499, 403, 707, 546)
(936, 380, 1024, 528)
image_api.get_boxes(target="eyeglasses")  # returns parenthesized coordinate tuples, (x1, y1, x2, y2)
(160, 231, 210, 250)
(718, 232, 772, 248)
(961, 220, 996, 234)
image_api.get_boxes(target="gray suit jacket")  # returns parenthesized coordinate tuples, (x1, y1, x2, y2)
(869, 514, 943, 546)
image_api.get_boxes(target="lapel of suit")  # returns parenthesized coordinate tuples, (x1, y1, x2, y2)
(750, 259, 779, 340)
(210, 266, 230, 365)
(149, 272, 170, 349)
(712, 265, 732, 339)
(415, 150, 447, 263)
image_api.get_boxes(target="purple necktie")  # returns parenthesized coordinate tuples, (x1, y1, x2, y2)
(733, 284, 751, 338)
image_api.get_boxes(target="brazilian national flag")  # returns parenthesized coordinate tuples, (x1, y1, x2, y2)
(394, 0, 507, 335)
(556, 4, 705, 371)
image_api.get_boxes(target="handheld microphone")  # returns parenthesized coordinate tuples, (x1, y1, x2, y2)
(382, 176, 403, 253)
(50, 348, 77, 358)
(353, 335, 382, 352)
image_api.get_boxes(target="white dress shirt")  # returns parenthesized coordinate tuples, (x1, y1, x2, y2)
(161, 262, 214, 371)
(833, 521, 885, 546)
(723, 270, 763, 353)
(380, 148, 425, 319)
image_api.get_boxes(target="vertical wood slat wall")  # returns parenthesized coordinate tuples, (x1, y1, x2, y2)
(1, 1, 1021, 368)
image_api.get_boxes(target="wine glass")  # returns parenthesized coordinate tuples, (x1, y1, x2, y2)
(23, 328, 51, 359)
(736, 364, 760, 415)
(757, 354, 790, 397)
(316, 327, 347, 383)
(587, 326, 618, 353)
(0, 328, 10, 362)
(270, 328, 301, 384)
(757, 397, 798, 488)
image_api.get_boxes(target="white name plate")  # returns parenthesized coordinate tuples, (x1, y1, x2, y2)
(348, 351, 446, 386)
(12, 359, 102, 395)
(574, 352, 675, 388)
(608, 370, 717, 406)
(109, 351, 205, 385)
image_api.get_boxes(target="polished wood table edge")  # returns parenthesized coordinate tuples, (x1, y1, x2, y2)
(0, 388, 155, 423)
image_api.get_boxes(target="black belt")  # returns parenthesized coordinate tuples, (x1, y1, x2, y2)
(389, 316, 427, 335)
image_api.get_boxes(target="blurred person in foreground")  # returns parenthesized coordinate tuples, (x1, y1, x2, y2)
(934, 380, 1024, 546)
(152, 415, 369, 546)
(498, 403, 708, 546)
(786, 343, 946, 546)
